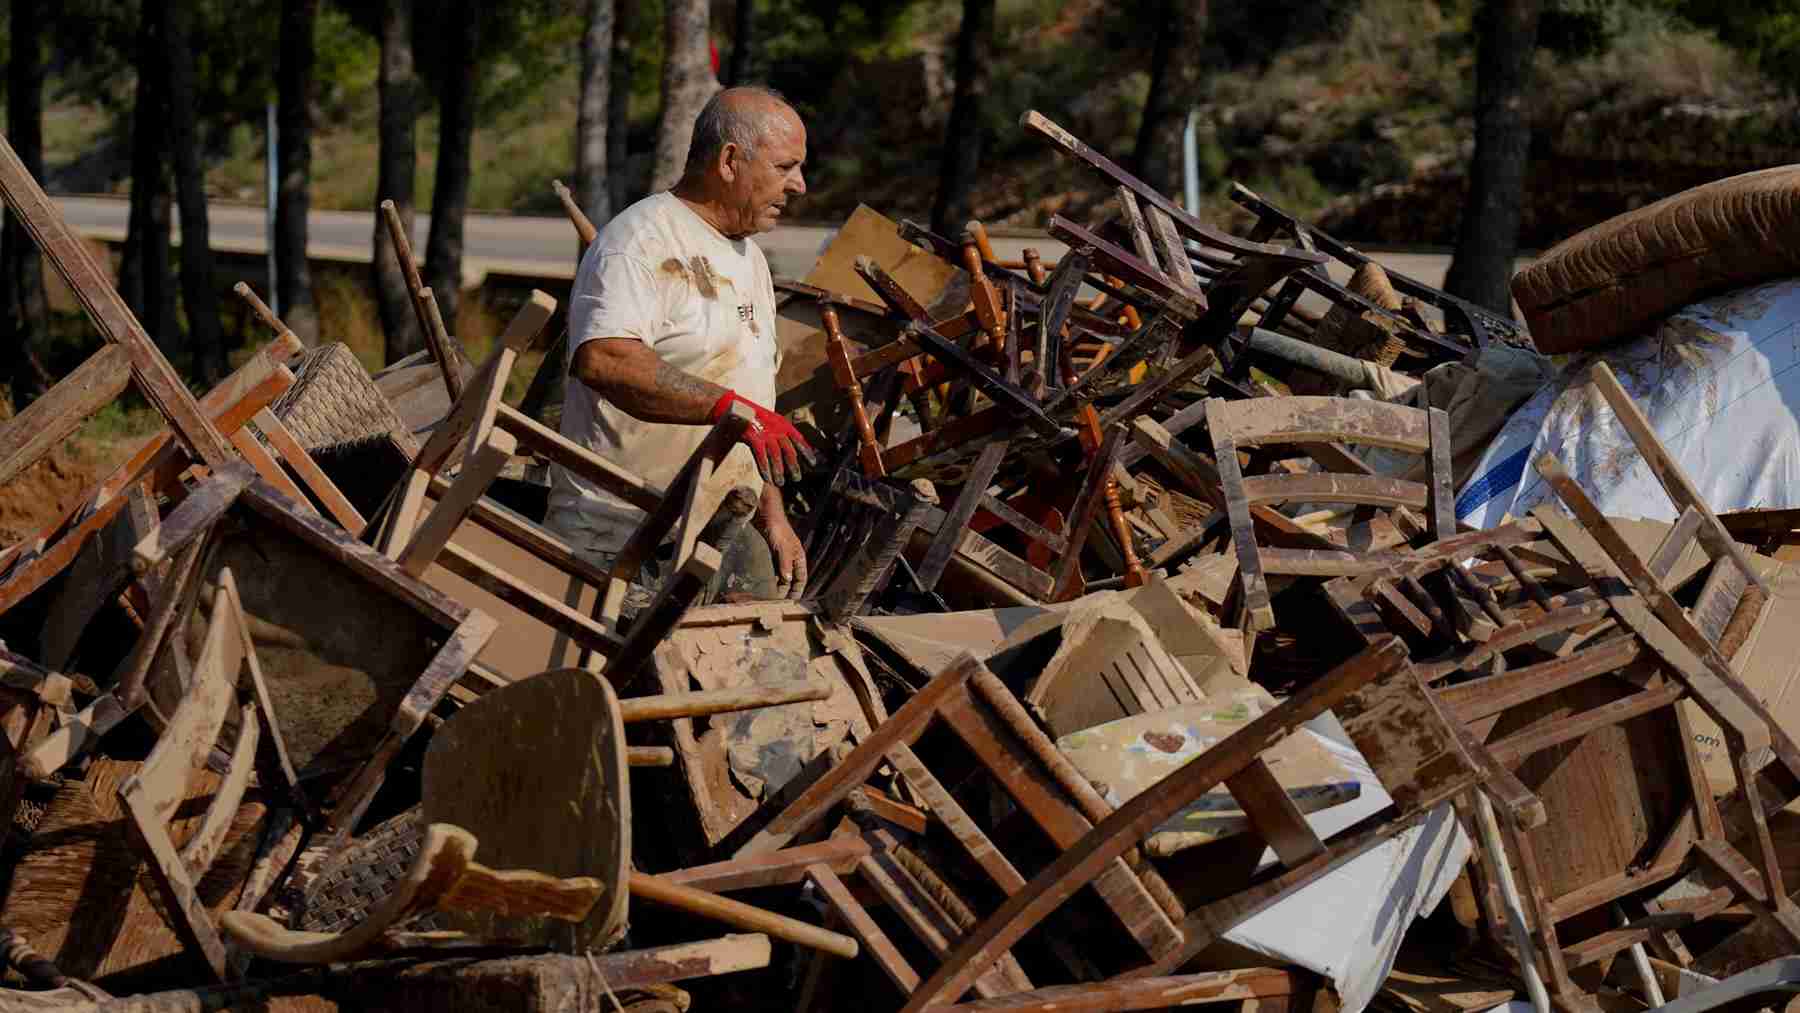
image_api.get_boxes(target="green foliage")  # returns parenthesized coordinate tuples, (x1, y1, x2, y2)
(1662, 0, 1800, 92)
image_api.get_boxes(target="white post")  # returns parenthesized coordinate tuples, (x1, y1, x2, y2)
(266, 101, 279, 317)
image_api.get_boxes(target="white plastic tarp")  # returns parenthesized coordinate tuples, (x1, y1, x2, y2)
(1223, 714, 1470, 1013)
(1458, 279, 1800, 528)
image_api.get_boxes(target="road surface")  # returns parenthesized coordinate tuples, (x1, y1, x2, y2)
(53, 194, 1493, 293)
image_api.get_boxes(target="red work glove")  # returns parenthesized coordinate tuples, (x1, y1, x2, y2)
(710, 391, 816, 485)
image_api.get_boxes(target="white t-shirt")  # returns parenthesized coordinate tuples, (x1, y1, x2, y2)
(549, 192, 779, 552)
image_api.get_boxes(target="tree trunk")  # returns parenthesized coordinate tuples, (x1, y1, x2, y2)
(1443, 0, 1543, 317)
(608, 0, 635, 213)
(728, 0, 754, 85)
(166, 0, 226, 383)
(649, 0, 719, 193)
(424, 0, 482, 338)
(276, 0, 320, 346)
(1, 0, 54, 410)
(121, 3, 178, 362)
(374, 0, 423, 363)
(1131, 0, 1207, 199)
(930, 0, 994, 237)
(577, 0, 614, 236)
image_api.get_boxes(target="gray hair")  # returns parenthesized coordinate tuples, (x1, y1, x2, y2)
(682, 85, 794, 178)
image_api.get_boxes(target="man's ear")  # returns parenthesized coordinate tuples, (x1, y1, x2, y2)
(717, 142, 740, 183)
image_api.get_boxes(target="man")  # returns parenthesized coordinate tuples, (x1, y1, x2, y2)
(545, 86, 814, 604)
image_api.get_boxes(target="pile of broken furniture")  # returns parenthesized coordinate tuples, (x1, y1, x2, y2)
(0, 109, 1797, 1013)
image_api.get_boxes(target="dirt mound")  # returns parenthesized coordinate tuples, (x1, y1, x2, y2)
(0, 441, 121, 544)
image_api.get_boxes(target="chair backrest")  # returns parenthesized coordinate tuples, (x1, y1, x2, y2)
(1208, 395, 1454, 632)
(117, 568, 273, 980)
(421, 666, 630, 952)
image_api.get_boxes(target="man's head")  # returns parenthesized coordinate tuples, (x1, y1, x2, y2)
(677, 86, 807, 238)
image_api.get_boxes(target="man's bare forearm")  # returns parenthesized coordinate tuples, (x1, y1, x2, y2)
(572, 338, 727, 424)
(754, 479, 786, 530)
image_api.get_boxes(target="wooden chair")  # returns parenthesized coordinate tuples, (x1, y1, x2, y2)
(221, 821, 606, 964)
(127, 470, 498, 843)
(1207, 395, 1456, 633)
(736, 653, 1188, 984)
(722, 636, 1480, 1010)
(1330, 502, 1799, 1012)
(120, 568, 305, 979)
(1228, 182, 1515, 361)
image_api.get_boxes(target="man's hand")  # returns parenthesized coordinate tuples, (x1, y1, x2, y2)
(711, 391, 816, 486)
(757, 483, 808, 600)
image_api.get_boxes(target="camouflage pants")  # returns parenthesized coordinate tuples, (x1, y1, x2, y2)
(544, 506, 779, 619)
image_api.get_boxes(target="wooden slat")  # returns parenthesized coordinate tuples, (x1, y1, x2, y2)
(1146, 204, 1201, 294)
(0, 132, 235, 467)
(1224, 757, 1326, 866)
(1487, 679, 1686, 766)
(399, 430, 518, 577)
(931, 966, 1302, 1013)
(917, 440, 1009, 589)
(887, 742, 1028, 894)
(1209, 396, 1433, 453)
(807, 864, 919, 992)
(664, 836, 874, 892)
(1589, 362, 1764, 590)
(1238, 472, 1429, 510)
(253, 409, 366, 532)
(1052, 424, 1128, 601)
(0, 343, 132, 488)
(435, 540, 624, 655)
(1114, 186, 1160, 272)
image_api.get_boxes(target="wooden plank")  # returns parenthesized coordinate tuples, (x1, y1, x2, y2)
(1115, 186, 1160, 271)
(1224, 757, 1326, 866)
(1589, 362, 1764, 591)
(894, 639, 1412, 1011)
(0, 132, 235, 467)
(0, 343, 131, 488)
(1209, 396, 1432, 454)
(1238, 472, 1429, 510)
(229, 425, 315, 515)
(664, 836, 874, 893)
(1214, 429, 1273, 631)
(858, 849, 1034, 999)
(807, 864, 918, 991)
(931, 966, 1302, 1013)
(178, 701, 258, 874)
(977, 493, 1067, 554)
(399, 430, 519, 577)
(1147, 203, 1201, 294)
(1440, 636, 1644, 721)
(917, 440, 1009, 590)
(1427, 406, 1455, 538)
(253, 409, 366, 532)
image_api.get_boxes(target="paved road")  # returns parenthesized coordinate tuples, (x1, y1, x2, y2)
(53, 194, 1497, 293)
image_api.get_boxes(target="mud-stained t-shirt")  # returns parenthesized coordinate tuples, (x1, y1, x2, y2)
(549, 191, 778, 552)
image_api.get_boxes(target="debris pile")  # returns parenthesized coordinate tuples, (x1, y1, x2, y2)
(2, 111, 1800, 1013)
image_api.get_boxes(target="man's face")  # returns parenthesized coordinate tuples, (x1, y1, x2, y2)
(726, 110, 807, 236)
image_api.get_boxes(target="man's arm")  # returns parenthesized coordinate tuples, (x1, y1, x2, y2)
(571, 338, 725, 424)
(755, 479, 807, 599)
(571, 337, 815, 484)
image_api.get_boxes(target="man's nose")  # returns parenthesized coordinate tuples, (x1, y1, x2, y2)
(788, 170, 806, 197)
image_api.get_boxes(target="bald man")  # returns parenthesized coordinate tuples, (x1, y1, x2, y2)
(545, 86, 814, 607)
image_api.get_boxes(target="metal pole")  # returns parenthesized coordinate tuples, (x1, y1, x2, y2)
(1474, 791, 1552, 1013)
(266, 101, 278, 317)
(1182, 107, 1201, 214)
